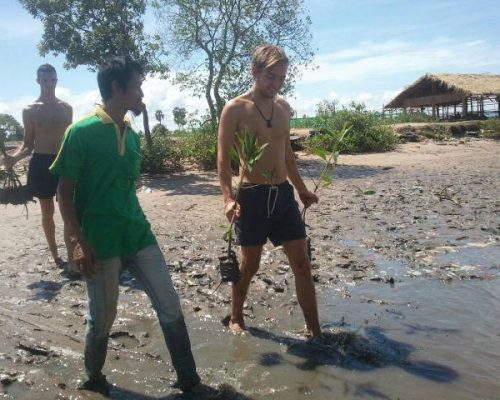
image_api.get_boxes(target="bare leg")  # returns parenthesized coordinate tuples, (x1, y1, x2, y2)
(230, 245, 263, 335)
(39, 198, 60, 264)
(282, 238, 321, 337)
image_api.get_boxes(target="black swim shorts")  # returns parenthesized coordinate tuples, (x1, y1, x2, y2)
(234, 180, 306, 247)
(27, 153, 58, 199)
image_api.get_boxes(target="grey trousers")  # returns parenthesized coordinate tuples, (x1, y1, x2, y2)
(84, 244, 200, 389)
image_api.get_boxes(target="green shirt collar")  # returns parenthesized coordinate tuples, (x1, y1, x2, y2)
(95, 105, 131, 127)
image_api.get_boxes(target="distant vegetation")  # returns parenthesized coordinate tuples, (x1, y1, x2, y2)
(392, 119, 500, 141)
(0, 114, 24, 141)
(304, 101, 398, 154)
(482, 118, 500, 139)
(140, 124, 217, 173)
(139, 103, 499, 173)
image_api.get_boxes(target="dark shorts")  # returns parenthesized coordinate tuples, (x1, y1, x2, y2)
(27, 153, 58, 199)
(235, 181, 306, 247)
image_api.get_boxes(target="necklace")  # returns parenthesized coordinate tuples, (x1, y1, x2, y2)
(251, 93, 274, 128)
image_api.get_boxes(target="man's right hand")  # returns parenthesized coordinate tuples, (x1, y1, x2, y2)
(224, 200, 240, 222)
(73, 238, 96, 279)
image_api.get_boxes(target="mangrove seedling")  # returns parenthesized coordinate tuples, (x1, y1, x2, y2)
(219, 128, 268, 283)
(0, 135, 34, 213)
(303, 123, 352, 259)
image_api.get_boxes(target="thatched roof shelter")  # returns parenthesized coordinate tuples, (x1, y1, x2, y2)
(385, 73, 500, 118)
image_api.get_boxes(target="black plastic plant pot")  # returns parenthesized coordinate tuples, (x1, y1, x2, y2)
(218, 250, 240, 283)
(0, 186, 33, 205)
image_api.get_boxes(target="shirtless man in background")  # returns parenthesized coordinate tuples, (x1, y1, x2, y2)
(3, 64, 73, 271)
(217, 44, 321, 337)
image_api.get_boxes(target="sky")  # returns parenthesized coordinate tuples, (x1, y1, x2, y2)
(1, 0, 499, 130)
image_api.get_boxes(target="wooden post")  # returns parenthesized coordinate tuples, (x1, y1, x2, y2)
(497, 96, 500, 117)
(480, 96, 484, 117)
(462, 97, 468, 118)
(432, 104, 436, 118)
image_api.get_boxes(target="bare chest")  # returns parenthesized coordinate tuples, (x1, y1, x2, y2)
(31, 104, 69, 133)
(239, 109, 289, 145)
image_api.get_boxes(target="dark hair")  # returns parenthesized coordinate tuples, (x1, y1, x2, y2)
(97, 56, 144, 101)
(37, 64, 56, 77)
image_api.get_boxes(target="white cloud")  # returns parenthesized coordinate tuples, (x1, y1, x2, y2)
(1, 76, 208, 131)
(0, 96, 33, 124)
(300, 38, 499, 85)
(292, 88, 408, 115)
(137, 75, 208, 130)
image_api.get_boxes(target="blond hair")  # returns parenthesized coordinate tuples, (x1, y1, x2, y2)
(252, 44, 289, 72)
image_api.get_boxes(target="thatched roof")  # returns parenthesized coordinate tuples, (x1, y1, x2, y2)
(385, 73, 500, 109)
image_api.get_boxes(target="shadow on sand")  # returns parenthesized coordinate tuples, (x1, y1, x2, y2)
(139, 173, 220, 196)
(249, 326, 458, 384)
(298, 159, 394, 181)
(27, 275, 82, 302)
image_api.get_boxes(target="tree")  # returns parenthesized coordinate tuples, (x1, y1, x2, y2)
(155, 110, 165, 125)
(19, 0, 167, 148)
(172, 107, 187, 131)
(153, 0, 314, 126)
(0, 114, 24, 141)
(316, 100, 339, 119)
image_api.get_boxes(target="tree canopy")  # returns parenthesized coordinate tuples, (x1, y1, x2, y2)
(173, 107, 187, 131)
(20, 0, 315, 130)
(19, 0, 165, 73)
(153, 0, 314, 125)
(19, 0, 168, 147)
(0, 114, 24, 141)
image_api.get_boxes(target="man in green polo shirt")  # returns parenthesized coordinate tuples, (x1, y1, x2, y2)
(50, 56, 201, 396)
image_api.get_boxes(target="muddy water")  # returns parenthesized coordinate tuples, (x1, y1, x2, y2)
(173, 242, 500, 400)
(7, 250, 497, 400)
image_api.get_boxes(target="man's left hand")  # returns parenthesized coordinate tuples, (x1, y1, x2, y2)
(299, 190, 319, 208)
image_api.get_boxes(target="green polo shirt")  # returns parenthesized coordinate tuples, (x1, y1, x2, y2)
(50, 106, 156, 260)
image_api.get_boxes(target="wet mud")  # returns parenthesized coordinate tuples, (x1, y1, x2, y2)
(0, 139, 499, 399)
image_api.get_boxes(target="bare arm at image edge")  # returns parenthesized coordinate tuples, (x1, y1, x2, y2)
(3, 108, 35, 168)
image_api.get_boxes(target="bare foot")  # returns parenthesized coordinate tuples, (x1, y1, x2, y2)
(54, 257, 66, 269)
(303, 325, 313, 338)
(229, 319, 247, 335)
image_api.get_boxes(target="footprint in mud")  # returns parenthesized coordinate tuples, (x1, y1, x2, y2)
(250, 327, 458, 383)
(109, 331, 141, 349)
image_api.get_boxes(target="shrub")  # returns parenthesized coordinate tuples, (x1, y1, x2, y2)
(309, 107, 398, 153)
(421, 125, 451, 140)
(482, 118, 500, 139)
(177, 126, 218, 170)
(450, 125, 466, 136)
(140, 135, 182, 173)
(152, 123, 169, 136)
(388, 112, 437, 123)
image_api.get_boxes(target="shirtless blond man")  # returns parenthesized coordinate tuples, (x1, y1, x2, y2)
(217, 44, 321, 337)
(3, 64, 73, 269)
